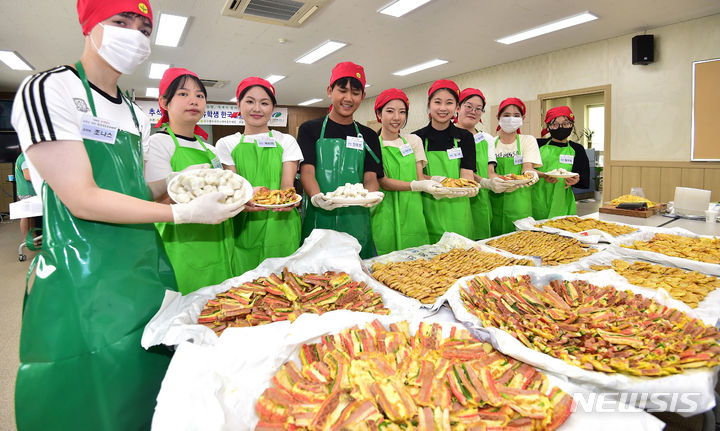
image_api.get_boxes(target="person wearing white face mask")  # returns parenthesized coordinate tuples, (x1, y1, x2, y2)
(489, 97, 542, 236)
(10, 1, 244, 429)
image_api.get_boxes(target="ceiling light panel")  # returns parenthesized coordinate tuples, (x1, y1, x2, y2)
(298, 98, 323, 106)
(155, 13, 189, 47)
(296, 40, 346, 64)
(496, 12, 598, 45)
(0, 50, 33, 71)
(149, 63, 171, 79)
(265, 74, 286, 85)
(393, 59, 447, 76)
(378, 0, 432, 17)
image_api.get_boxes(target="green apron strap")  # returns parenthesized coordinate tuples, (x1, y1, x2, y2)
(75, 60, 140, 133)
(165, 124, 221, 168)
(22, 254, 40, 314)
(352, 121, 380, 164)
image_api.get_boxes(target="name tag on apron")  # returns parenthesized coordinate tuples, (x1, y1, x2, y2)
(513, 154, 524, 165)
(209, 156, 223, 169)
(81, 115, 118, 144)
(559, 154, 574, 164)
(257, 137, 277, 148)
(346, 136, 364, 150)
(447, 147, 463, 160)
(473, 133, 484, 144)
(399, 144, 413, 157)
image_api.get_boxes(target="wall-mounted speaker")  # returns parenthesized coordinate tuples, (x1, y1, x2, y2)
(632, 35, 654, 65)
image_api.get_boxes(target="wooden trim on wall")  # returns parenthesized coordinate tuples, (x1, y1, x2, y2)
(611, 160, 720, 168)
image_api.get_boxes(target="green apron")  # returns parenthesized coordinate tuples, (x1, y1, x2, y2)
(490, 136, 532, 236)
(421, 137, 474, 242)
(15, 153, 36, 196)
(16, 61, 176, 431)
(371, 137, 430, 255)
(155, 126, 235, 294)
(469, 134, 492, 240)
(300, 116, 379, 259)
(532, 141, 577, 220)
(231, 131, 301, 273)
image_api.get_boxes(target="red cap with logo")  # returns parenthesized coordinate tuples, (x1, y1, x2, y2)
(154, 67, 208, 140)
(428, 79, 460, 100)
(496, 97, 526, 132)
(330, 62, 366, 87)
(373, 88, 409, 122)
(541, 106, 575, 136)
(230, 77, 276, 118)
(77, 0, 153, 35)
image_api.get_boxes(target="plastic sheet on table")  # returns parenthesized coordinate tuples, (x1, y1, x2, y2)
(151, 310, 665, 431)
(445, 265, 719, 415)
(513, 215, 649, 244)
(141, 229, 422, 349)
(479, 229, 609, 269)
(610, 226, 720, 276)
(363, 232, 539, 311)
(571, 249, 720, 326)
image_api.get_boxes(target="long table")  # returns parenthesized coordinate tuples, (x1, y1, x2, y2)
(586, 211, 720, 236)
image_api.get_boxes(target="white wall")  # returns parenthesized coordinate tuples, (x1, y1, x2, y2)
(355, 13, 720, 162)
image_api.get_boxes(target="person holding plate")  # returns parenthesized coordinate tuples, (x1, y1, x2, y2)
(412, 79, 477, 243)
(371, 88, 440, 254)
(489, 97, 541, 236)
(215, 77, 303, 274)
(533, 106, 590, 220)
(298, 62, 384, 259)
(10, 1, 243, 429)
(144, 67, 236, 294)
(456, 87, 512, 239)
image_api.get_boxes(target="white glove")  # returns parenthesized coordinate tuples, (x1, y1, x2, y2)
(522, 170, 539, 187)
(360, 192, 384, 208)
(165, 163, 211, 186)
(310, 193, 343, 211)
(430, 176, 447, 183)
(410, 180, 443, 194)
(479, 177, 511, 193)
(171, 191, 244, 224)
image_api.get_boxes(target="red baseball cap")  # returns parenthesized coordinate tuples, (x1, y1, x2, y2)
(154, 67, 208, 140)
(230, 77, 277, 118)
(77, 0, 153, 35)
(374, 88, 409, 122)
(330, 62, 366, 87)
(428, 79, 460, 100)
(541, 106, 575, 135)
(459, 88, 486, 106)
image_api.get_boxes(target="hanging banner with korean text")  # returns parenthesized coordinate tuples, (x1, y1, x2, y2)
(136, 101, 288, 127)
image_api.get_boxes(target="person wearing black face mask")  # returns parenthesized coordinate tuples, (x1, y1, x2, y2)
(532, 106, 590, 219)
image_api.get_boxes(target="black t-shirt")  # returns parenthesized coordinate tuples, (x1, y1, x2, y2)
(537, 138, 591, 189)
(412, 122, 476, 171)
(297, 117, 384, 179)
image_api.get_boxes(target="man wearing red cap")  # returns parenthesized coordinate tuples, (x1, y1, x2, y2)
(10, 1, 243, 429)
(533, 106, 590, 219)
(298, 62, 385, 258)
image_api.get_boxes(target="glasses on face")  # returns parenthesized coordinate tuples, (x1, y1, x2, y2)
(548, 122, 573, 129)
(461, 102, 485, 114)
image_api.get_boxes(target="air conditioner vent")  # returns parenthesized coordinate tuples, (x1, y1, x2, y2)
(245, 0, 304, 21)
(200, 79, 229, 88)
(222, 0, 330, 27)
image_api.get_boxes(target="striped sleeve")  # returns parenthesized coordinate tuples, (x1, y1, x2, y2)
(11, 66, 79, 145)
